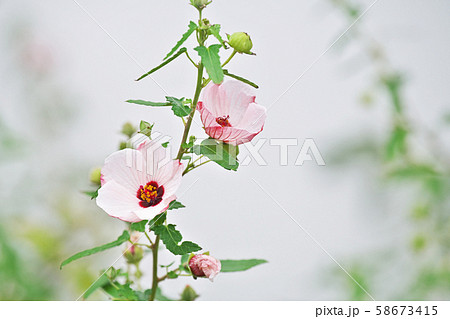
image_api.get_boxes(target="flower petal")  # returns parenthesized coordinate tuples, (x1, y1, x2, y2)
(96, 181, 144, 222)
(201, 81, 255, 124)
(101, 149, 147, 191)
(234, 102, 267, 133)
(133, 194, 176, 221)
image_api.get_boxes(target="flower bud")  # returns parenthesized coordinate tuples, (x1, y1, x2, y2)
(124, 245, 144, 265)
(124, 232, 143, 264)
(121, 122, 136, 138)
(180, 285, 199, 301)
(89, 167, 102, 186)
(190, 0, 211, 11)
(227, 32, 254, 55)
(188, 254, 221, 281)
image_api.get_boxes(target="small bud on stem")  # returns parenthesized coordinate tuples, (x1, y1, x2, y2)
(227, 32, 254, 55)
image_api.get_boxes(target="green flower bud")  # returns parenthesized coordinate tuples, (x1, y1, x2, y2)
(121, 122, 136, 138)
(190, 0, 211, 11)
(124, 245, 144, 265)
(180, 285, 199, 301)
(227, 32, 254, 55)
(89, 167, 102, 186)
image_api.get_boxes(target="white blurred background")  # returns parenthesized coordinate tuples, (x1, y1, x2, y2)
(1, 0, 449, 300)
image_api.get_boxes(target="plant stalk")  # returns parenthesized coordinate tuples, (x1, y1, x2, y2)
(149, 235, 160, 301)
(176, 63, 204, 160)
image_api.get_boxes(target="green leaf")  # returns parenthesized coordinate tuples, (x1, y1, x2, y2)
(167, 271, 178, 279)
(166, 96, 191, 117)
(179, 253, 192, 273)
(168, 200, 185, 210)
(195, 44, 224, 84)
(139, 120, 154, 138)
(385, 125, 408, 160)
(163, 21, 197, 60)
(137, 47, 187, 81)
(209, 24, 226, 47)
(82, 273, 110, 300)
(193, 138, 239, 171)
(83, 187, 99, 200)
(220, 259, 268, 272)
(153, 224, 201, 255)
(161, 142, 169, 148)
(223, 69, 259, 88)
(148, 212, 166, 229)
(60, 231, 130, 269)
(134, 288, 173, 301)
(102, 282, 139, 301)
(130, 220, 148, 232)
(126, 100, 170, 107)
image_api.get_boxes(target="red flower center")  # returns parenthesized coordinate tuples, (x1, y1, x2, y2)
(216, 115, 232, 127)
(137, 181, 164, 208)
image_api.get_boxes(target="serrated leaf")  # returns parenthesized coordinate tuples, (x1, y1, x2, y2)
(193, 138, 239, 171)
(153, 224, 201, 255)
(137, 47, 187, 81)
(60, 231, 130, 269)
(194, 44, 224, 84)
(126, 100, 170, 107)
(164, 21, 197, 60)
(168, 200, 185, 210)
(166, 96, 191, 117)
(130, 220, 148, 232)
(220, 259, 268, 272)
(209, 24, 226, 47)
(223, 69, 259, 88)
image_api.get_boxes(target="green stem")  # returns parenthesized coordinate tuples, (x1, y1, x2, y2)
(183, 159, 211, 175)
(176, 63, 204, 160)
(222, 50, 237, 67)
(184, 50, 198, 68)
(149, 235, 160, 301)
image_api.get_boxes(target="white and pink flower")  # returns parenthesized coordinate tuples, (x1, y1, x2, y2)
(189, 254, 221, 281)
(197, 80, 267, 145)
(96, 136, 184, 222)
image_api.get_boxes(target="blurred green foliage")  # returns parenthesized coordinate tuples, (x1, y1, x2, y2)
(329, 0, 450, 301)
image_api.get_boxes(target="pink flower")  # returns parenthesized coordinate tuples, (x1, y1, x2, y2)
(197, 80, 267, 145)
(189, 254, 221, 281)
(96, 136, 184, 222)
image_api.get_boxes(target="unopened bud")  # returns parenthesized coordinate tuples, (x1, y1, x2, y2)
(89, 167, 102, 186)
(124, 245, 144, 264)
(227, 32, 254, 55)
(180, 285, 199, 301)
(190, 0, 211, 11)
(188, 254, 221, 281)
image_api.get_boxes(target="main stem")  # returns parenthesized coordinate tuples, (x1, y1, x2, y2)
(176, 63, 204, 160)
(149, 235, 160, 301)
